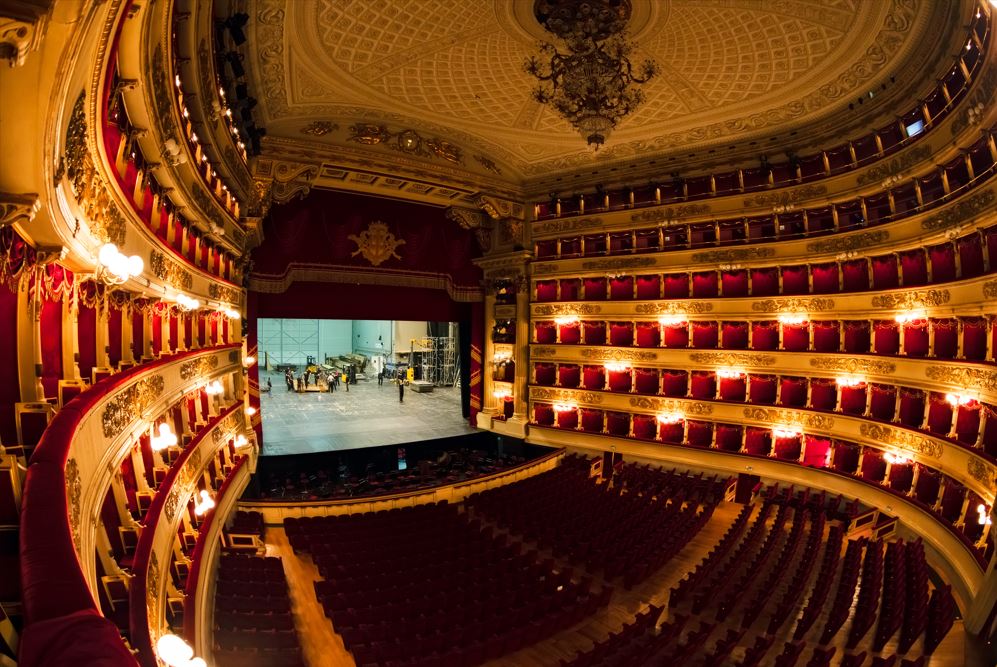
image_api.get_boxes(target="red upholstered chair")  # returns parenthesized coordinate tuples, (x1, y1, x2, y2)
(750, 268, 779, 296)
(840, 385, 867, 415)
(92, 367, 113, 384)
(555, 407, 578, 430)
(559, 279, 581, 301)
(898, 390, 926, 428)
(558, 365, 581, 388)
(871, 255, 900, 289)
(534, 363, 556, 386)
(802, 436, 831, 467)
(582, 365, 605, 390)
(535, 322, 556, 344)
(903, 321, 929, 357)
(662, 371, 688, 397)
(609, 322, 634, 347)
(581, 409, 604, 433)
(774, 435, 802, 461)
(928, 243, 957, 283)
(781, 265, 809, 295)
(873, 321, 900, 355)
(721, 270, 749, 297)
(812, 263, 840, 293)
(663, 323, 689, 348)
(841, 259, 870, 292)
(502, 397, 515, 419)
(536, 280, 558, 301)
(963, 318, 988, 360)
(690, 372, 716, 400)
(606, 411, 630, 436)
(843, 322, 871, 353)
(635, 323, 660, 348)
(748, 375, 777, 404)
(889, 463, 914, 494)
(609, 276, 634, 300)
(779, 377, 807, 407)
(957, 234, 985, 278)
(832, 444, 860, 473)
(751, 322, 778, 350)
(607, 369, 632, 393)
(955, 404, 981, 444)
(635, 275, 661, 299)
(782, 323, 810, 351)
(744, 427, 770, 456)
(719, 376, 746, 402)
(534, 404, 555, 426)
(634, 368, 659, 395)
(869, 385, 897, 421)
(664, 273, 690, 298)
(583, 277, 607, 300)
(931, 319, 959, 358)
(812, 322, 840, 352)
(559, 323, 581, 344)
(687, 421, 713, 447)
(57, 380, 87, 409)
(809, 379, 837, 411)
(691, 322, 718, 349)
(900, 249, 929, 286)
(583, 321, 606, 345)
(926, 396, 953, 435)
(632, 414, 657, 440)
(659, 420, 684, 444)
(716, 425, 743, 452)
(692, 271, 718, 298)
(861, 451, 887, 483)
(721, 322, 748, 349)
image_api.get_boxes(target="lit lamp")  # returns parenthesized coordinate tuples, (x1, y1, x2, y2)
(176, 294, 201, 311)
(553, 403, 576, 412)
(245, 406, 257, 416)
(604, 361, 630, 373)
(836, 375, 865, 387)
(492, 388, 512, 400)
(193, 489, 215, 516)
(658, 315, 687, 327)
(656, 412, 684, 425)
(156, 634, 206, 667)
(235, 434, 249, 447)
(243, 355, 256, 367)
(884, 451, 910, 465)
(945, 393, 977, 407)
(772, 425, 802, 439)
(895, 309, 926, 324)
(553, 315, 579, 326)
(777, 313, 808, 325)
(150, 423, 178, 452)
(96, 243, 143, 285)
(977, 503, 992, 526)
(716, 368, 744, 379)
(222, 307, 240, 319)
(204, 380, 224, 396)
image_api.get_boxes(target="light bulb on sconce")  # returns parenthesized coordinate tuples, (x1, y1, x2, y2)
(221, 308, 240, 319)
(493, 388, 512, 400)
(204, 380, 224, 396)
(156, 634, 206, 667)
(772, 425, 802, 439)
(656, 412, 684, 425)
(716, 368, 744, 379)
(836, 375, 866, 388)
(977, 503, 992, 526)
(657, 315, 688, 326)
(553, 315, 579, 326)
(150, 423, 178, 451)
(884, 451, 910, 465)
(176, 294, 201, 311)
(193, 489, 215, 516)
(895, 309, 926, 324)
(245, 406, 257, 416)
(96, 243, 143, 285)
(604, 362, 631, 373)
(243, 356, 256, 367)
(235, 434, 249, 447)
(552, 403, 576, 413)
(945, 393, 977, 407)
(777, 313, 808, 325)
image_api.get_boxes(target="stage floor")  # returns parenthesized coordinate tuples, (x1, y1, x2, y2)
(258, 373, 476, 456)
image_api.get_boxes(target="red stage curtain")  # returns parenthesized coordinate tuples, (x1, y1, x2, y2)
(748, 375, 777, 404)
(963, 318, 988, 360)
(535, 322, 556, 344)
(721, 322, 748, 349)
(581, 408, 604, 433)
(904, 321, 929, 357)
(633, 414, 657, 440)
(606, 411, 630, 436)
(635, 322, 660, 347)
(659, 420, 683, 444)
(662, 371, 688, 397)
(812, 322, 840, 352)
(812, 263, 839, 293)
(832, 443, 860, 473)
(609, 276, 634, 300)
(559, 323, 581, 344)
(559, 279, 580, 301)
(609, 322, 633, 347)
(663, 273, 689, 298)
(750, 268, 778, 296)
(555, 408, 578, 430)
(810, 379, 836, 411)
(782, 323, 809, 351)
(955, 404, 980, 444)
(534, 404, 554, 425)
(691, 322, 718, 349)
(774, 435, 802, 461)
(687, 421, 713, 447)
(534, 363, 556, 386)
(663, 324, 689, 348)
(0, 281, 19, 444)
(957, 234, 985, 278)
(635, 275, 660, 299)
(690, 371, 716, 400)
(634, 368, 659, 394)
(779, 377, 807, 407)
(691, 271, 718, 298)
(583, 321, 606, 345)
(607, 369, 632, 393)
(751, 321, 778, 350)
(107, 304, 122, 367)
(557, 364, 580, 388)
(843, 322, 870, 353)
(583, 277, 607, 300)
(841, 259, 870, 292)
(744, 427, 770, 455)
(77, 304, 97, 384)
(721, 270, 749, 297)
(900, 249, 929, 286)
(932, 319, 958, 358)
(716, 425, 743, 451)
(873, 321, 900, 355)
(861, 451, 887, 483)
(871, 255, 899, 289)
(926, 396, 953, 435)
(869, 384, 897, 421)
(802, 436, 831, 467)
(781, 265, 809, 295)
(719, 376, 746, 402)
(582, 365, 605, 390)
(40, 299, 62, 400)
(898, 389, 926, 427)
(840, 385, 867, 415)
(928, 243, 957, 283)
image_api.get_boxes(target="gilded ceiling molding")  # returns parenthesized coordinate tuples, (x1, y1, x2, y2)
(858, 422, 943, 459)
(751, 298, 835, 313)
(855, 144, 933, 187)
(301, 121, 338, 136)
(691, 247, 775, 263)
(924, 366, 997, 394)
(149, 249, 193, 291)
(529, 387, 603, 404)
(805, 230, 890, 254)
(920, 189, 996, 232)
(348, 123, 463, 165)
(809, 358, 897, 375)
(743, 407, 834, 431)
(634, 302, 714, 315)
(533, 304, 601, 316)
(101, 375, 166, 438)
(179, 355, 219, 381)
(580, 257, 656, 271)
(533, 217, 604, 236)
(579, 348, 657, 362)
(252, 160, 319, 205)
(630, 204, 710, 223)
(743, 184, 828, 209)
(630, 396, 713, 416)
(0, 192, 41, 227)
(870, 289, 950, 309)
(689, 352, 777, 367)
(445, 206, 492, 253)
(473, 155, 502, 175)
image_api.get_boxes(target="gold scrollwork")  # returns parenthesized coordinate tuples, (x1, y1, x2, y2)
(149, 250, 193, 291)
(805, 230, 890, 254)
(101, 375, 165, 438)
(921, 189, 995, 231)
(579, 348, 657, 362)
(691, 248, 775, 263)
(967, 458, 997, 492)
(348, 124, 463, 165)
(532, 217, 603, 236)
(858, 423, 943, 459)
(164, 486, 181, 522)
(208, 282, 240, 305)
(65, 458, 82, 551)
(180, 355, 220, 381)
(533, 304, 601, 316)
(743, 184, 827, 208)
(580, 257, 656, 271)
(742, 407, 834, 430)
(146, 550, 161, 627)
(689, 352, 776, 367)
(924, 366, 997, 393)
(630, 204, 711, 223)
(529, 387, 602, 404)
(751, 298, 835, 313)
(870, 289, 950, 309)
(982, 280, 997, 299)
(634, 302, 714, 315)
(809, 358, 896, 375)
(531, 347, 557, 358)
(629, 396, 713, 415)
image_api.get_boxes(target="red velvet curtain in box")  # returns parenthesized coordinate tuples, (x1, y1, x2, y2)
(873, 321, 900, 354)
(151, 311, 162, 355)
(963, 318, 988, 360)
(932, 319, 958, 358)
(751, 321, 778, 350)
(691, 271, 718, 298)
(898, 389, 926, 427)
(107, 302, 122, 368)
(955, 404, 981, 444)
(663, 273, 689, 298)
(635, 275, 660, 299)
(904, 321, 929, 357)
(841, 259, 870, 291)
(535, 280, 557, 301)
(633, 414, 657, 440)
(721, 322, 748, 349)
(560, 237, 581, 256)
(869, 384, 897, 421)
(634, 368, 659, 394)
(781, 265, 808, 295)
(812, 322, 840, 352)
(663, 324, 689, 348)
(809, 379, 837, 411)
(583, 277, 607, 300)
(494, 360, 515, 383)
(691, 322, 718, 349)
(928, 244, 957, 283)
(659, 420, 683, 444)
(581, 408, 604, 433)
(609, 322, 633, 347)
(939, 483, 965, 523)
(77, 304, 97, 383)
(197, 313, 206, 347)
(555, 408, 578, 429)
(690, 371, 716, 400)
(748, 375, 777, 404)
(535, 240, 557, 258)
(774, 435, 802, 461)
(609, 276, 633, 300)
(832, 443, 860, 473)
(889, 463, 914, 494)
(583, 321, 606, 345)
(535, 322, 556, 344)
(607, 369, 632, 393)
(606, 411, 630, 436)
(750, 268, 778, 296)
(871, 255, 900, 289)
(560, 323, 581, 344)
(557, 365, 580, 388)
(662, 371, 688, 397)
(716, 424, 743, 451)
(635, 322, 660, 347)
(534, 403, 554, 425)
(39, 298, 62, 400)
(843, 322, 870, 353)
(900, 249, 929, 286)
(802, 436, 831, 467)
(502, 397, 514, 419)
(840, 385, 867, 415)
(582, 365, 605, 390)
(100, 487, 123, 560)
(782, 323, 809, 351)
(168, 312, 179, 352)
(132, 309, 144, 359)
(183, 314, 192, 349)
(221, 318, 229, 343)
(719, 376, 746, 402)
(534, 363, 556, 386)
(687, 421, 713, 447)
(957, 234, 985, 278)
(559, 279, 580, 301)
(744, 427, 770, 455)
(779, 377, 807, 407)
(914, 468, 941, 506)
(926, 396, 953, 435)
(982, 409, 997, 457)
(721, 270, 749, 297)
(861, 451, 887, 483)
(0, 281, 18, 444)
(811, 263, 839, 294)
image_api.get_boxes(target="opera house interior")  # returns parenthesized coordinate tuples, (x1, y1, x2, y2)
(3, 0, 997, 665)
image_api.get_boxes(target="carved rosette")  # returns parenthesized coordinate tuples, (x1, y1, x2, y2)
(164, 487, 181, 522)
(871, 289, 950, 309)
(743, 407, 833, 430)
(101, 376, 166, 438)
(533, 304, 601, 317)
(529, 387, 602, 404)
(689, 352, 776, 367)
(924, 366, 997, 393)
(65, 458, 82, 551)
(809, 358, 896, 375)
(858, 423, 943, 459)
(630, 396, 713, 415)
(180, 355, 220, 381)
(751, 298, 835, 313)
(579, 349, 657, 362)
(149, 250, 193, 291)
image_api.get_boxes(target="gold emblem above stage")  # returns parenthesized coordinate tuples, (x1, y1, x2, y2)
(348, 221, 406, 267)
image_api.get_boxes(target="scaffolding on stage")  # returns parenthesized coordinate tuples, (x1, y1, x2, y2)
(413, 332, 460, 387)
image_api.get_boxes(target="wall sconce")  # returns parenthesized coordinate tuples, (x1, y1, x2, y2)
(658, 315, 688, 326)
(150, 423, 178, 452)
(554, 315, 579, 326)
(945, 393, 977, 407)
(176, 294, 200, 311)
(235, 434, 249, 447)
(552, 403, 576, 412)
(243, 355, 256, 367)
(656, 412, 684, 425)
(772, 425, 802, 438)
(716, 368, 745, 379)
(245, 406, 256, 416)
(193, 489, 215, 516)
(884, 451, 910, 465)
(221, 308, 240, 319)
(604, 362, 631, 373)
(204, 380, 224, 396)
(895, 309, 926, 324)
(836, 375, 866, 387)
(977, 503, 992, 526)
(777, 313, 808, 325)
(96, 243, 143, 285)
(156, 634, 206, 667)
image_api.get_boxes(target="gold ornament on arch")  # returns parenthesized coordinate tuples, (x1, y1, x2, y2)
(348, 221, 406, 267)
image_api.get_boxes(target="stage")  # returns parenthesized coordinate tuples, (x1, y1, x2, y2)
(258, 372, 476, 456)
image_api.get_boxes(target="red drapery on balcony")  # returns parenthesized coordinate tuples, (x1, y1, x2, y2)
(609, 322, 634, 347)
(813, 322, 840, 352)
(840, 385, 867, 415)
(583, 321, 606, 345)
(555, 407, 578, 429)
(635, 274, 660, 299)
(721, 322, 748, 349)
(663, 324, 689, 348)
(900, 249, 929, 286)
(861, 450, 887, 483)
(634, 368, 659, 394)
(955, 404, 981, 444)
(781, 265, 808, 295)
(635, 322, 660, 347)
(690, 372, 716, 400)
(812, 263, 839, 294)
(721, 270, 749, 297)
(744, 427, 770, 456)
(559, 279, 580, 301)
(534, 403, 554, 425)
(841, 259, 870, 291)
(873, 321, 900, 355)
(691, 271, 718, 298)
(832, 443, 860, 473)
(659, 420, 684, 444)
(687, 420, 713, 447)
(750, 268, 778, 296)
(582, 365, 605, 390)
(802, 436, 831, 467)
(557, 364, 580, 388)
(663, 273, 689, 298)
(928, 243, 957, 283)
(782, 323, 809, 351)
(926, 395, 953, 435)
(869, 384, 896, 421)
(716, 424, 743, 451)
(559, 322, 581, 344)
(534, 363, 555, 386)
(718, 376, 746, 402)
(843, 322, 870, 353)
(633, 414, 656, 440)
(749, 375, 777, 404)
(898, 389, 926, 428)
(662, 371, 688, 397)
(904, 321, 929, 357)
(871, 255, 900, 289)
(606, 411, 630, 436)
(609, 276, 633, 300)
(751, 321, 778, 350)
(963, 318, 988, 360)
(914, 468, 941, 506)
(535, 322, 556, 344)
(581, 408, 603, 433)
(810, 378, 837, 411)
(779, 377, 807, 407)
(607, 369, 632, 393)
(774, 434, 802, 461)
(889, 462, 914, 494)
(958, 234, 985, 277)
(691, 322, 718, 349)
(583, 277, 607, 300)
(933, 319, 958, 358)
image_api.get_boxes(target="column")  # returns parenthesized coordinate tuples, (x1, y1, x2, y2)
(16, 284, 42, 401)
(142, 308, 154, 360)
(122, 305, 135, 364)
(907, 464, 921, 498)
(95, 303, 111, 371)
(64, 297, 81, 381)
(512, 277, 530, 422)
(161, 310, 172, 355)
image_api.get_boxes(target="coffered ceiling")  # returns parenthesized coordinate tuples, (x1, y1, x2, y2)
(242, 0, 966, 193)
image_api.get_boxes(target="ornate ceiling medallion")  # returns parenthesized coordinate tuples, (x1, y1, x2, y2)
(348, 221, 406, 266)
(347, 124, 463, 165)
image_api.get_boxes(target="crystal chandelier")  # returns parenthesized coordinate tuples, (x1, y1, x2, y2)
(525, 0, 656, 150)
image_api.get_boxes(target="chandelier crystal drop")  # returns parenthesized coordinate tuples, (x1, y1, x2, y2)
(525, 0, 656, 150)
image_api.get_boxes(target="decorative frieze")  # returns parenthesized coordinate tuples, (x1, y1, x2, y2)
(101, 375, 165, 438)
(689, 352, 776, 367)
(0, 192, 41, 227)
(149, 250, 193, 291)
(967, 458, 997, 492)
(924, 366, 997, 393)
(579, 348, 658, 362)
(529, 387, 603, 404)
(630, 396, 713, 415)
(208, 282, 241, 305)
(870, 289, 950, 309)
(532, 347, 558, 358)
(805, 230, 889, 254)
(146, 551, 161, 627)
(533, 303, 602, 316)
(982, 280, 997, 299)
(164, 486, 181, 522)
(858, 423, 943, 459)
(855, 145, 933, 186)
(809, 358, 896, 375)
(634, 302, 714, 315)
(580, 257, 656, 271)
(920, 189, 995, 231)
(691, 247, 775, 263)
(743, 184, 827, 208)
(751, 298, 835, 313)
(630, 204, 711, 223)
(179, 355, 220, 381)
(743, 407, 834, 430)
(533, 217, 604, 236)
(66, 458, 82, 551)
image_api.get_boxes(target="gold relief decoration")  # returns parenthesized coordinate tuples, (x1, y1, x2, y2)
(62, 92, 126, 246)
(208, 282, 241, 305)
(530, 387, 602, 404)
(858, 423, 942, 459)
(444, 206, 484, 231)
(630, 204, 711, 223)
(533, 304, 601, 316)
(983, 280, 997, 299)
(301, 121, 338, 136)
(151, 47, 175, 137)
(751, 298, 835, 313)
(149, 250, 193, 291)
(348, 124, 463, 165)
(474, 195, 524, 222)
(806, 230, 890, 254)
(635, 302, 714, 315)
(580, 257, 656, 271)
(533, 217, 603, 236)
(65, 458, 82, 550)
(180, 355, 220, 381)
(580, 348, 657, 362)
(531, 347, 558, 358)
(921, 189, 995, 231)
(809, 358, 896, 375)
(0, 192, 41, 227)
(146, 551, 161, 624)
(967, 458, 997, 493)
(473, 155, 502, 174)
(532, 263, 557, 275)
(743, 184, 827, 208)
(164, 487, 181, 522)
(924, 366, 997, 394)
(855, 145, 933, 186)
(689, 352, 776, 367)
(188, 185, 230, 231)
(950, 68, 997, 138)
(691, 248, 775, 263)
(743, 407, 834, 430)
(871, 289, 950, 309)
(348, 221, 405, 267)
(630, 396, 713, 415)
(101, 376, 165, 438)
